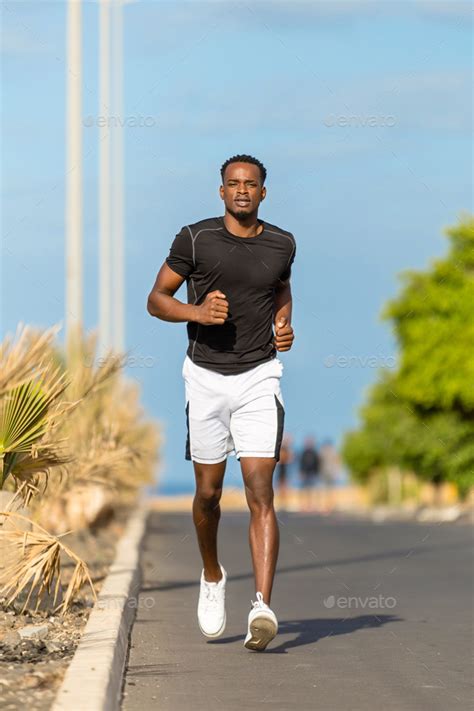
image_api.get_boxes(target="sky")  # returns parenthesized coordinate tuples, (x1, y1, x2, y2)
(1, 0, 472, 493)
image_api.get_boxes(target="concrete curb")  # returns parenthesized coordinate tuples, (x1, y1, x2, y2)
(52, 502, 149, 711)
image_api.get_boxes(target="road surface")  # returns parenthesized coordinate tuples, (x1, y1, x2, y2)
(122, 510, 472, 710)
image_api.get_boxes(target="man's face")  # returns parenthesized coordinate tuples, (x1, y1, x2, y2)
(219, 162, 266, 219)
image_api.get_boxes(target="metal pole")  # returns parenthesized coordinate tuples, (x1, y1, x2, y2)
(98, 0, 111, 357)
(112, 0, 125, 353)
(65, 0, 83, 349)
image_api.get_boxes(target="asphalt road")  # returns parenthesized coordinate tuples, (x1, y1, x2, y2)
(122, 510, 472, 711)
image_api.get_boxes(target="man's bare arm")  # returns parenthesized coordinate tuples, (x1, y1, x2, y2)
(147, 263, 198, 322)
(273, 279, 294, 352)
(147, 263, 229, 326)
(274, 279, 292, 324)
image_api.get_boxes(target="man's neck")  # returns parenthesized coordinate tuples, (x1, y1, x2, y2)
(223, 212, 263, 238)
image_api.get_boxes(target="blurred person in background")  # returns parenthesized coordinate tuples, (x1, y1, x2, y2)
(276, 433, 294, 511)
(298, 436, 320, 512)
(319, 438, 341, 514)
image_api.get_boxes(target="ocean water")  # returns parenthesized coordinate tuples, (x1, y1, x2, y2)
(148, 480, 247, 496)
(146, 471, 349, 497)
(147, 470, 246, 497)
(146, 480, 204, 497)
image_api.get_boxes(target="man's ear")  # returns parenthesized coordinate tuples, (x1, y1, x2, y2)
(260, 186, 267, 201)
(219, 185, 224, 200)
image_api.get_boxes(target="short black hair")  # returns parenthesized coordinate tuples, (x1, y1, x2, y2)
(220, 154, 267, 184)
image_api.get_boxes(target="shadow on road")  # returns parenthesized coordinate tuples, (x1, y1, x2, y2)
(208, 614, 402, 653)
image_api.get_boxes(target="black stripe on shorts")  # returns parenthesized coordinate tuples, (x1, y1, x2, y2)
(185, 401, 191, 460)
(274, 394, 285, 461)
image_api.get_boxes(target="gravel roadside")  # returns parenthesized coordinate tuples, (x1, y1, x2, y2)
(0, 507, 130, 711)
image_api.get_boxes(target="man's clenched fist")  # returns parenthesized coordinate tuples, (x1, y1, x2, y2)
(195, 290, 229, 326)
(274, 316, 294, 351)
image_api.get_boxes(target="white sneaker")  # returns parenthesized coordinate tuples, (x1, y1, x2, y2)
(244, 591, 278, 651)
(197, 564, 227, 638)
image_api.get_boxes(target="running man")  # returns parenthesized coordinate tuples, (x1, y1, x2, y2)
(147, 154, 296, 651)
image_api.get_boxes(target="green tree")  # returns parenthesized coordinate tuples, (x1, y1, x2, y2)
(343, 214, 474, 499)
(383, 213, 474, 414)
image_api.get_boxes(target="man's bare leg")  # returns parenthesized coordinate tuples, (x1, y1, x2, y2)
(192, 460, 226, 583)
(240, 456, 279, 604)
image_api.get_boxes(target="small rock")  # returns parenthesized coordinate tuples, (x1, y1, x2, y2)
(18, 623, 50, 640)
(19, 674, 42, 690)
(0, 616, 15, 629)
(44, 639, 62, 653)
(0, 630, 21, 649)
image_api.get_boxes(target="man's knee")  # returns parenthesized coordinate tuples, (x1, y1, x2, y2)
(195, 484, 223, 510)
(245, 484, 274, 513)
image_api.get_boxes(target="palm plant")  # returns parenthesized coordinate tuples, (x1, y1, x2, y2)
(39, 330, 159, 513)
(0, 323, 159, 613)
(1, 373, 68, 482)
(0, 325, 75, 505)
(0, 324, 90, 613)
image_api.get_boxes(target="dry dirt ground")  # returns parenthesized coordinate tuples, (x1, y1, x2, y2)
(0, 508, 129, 711)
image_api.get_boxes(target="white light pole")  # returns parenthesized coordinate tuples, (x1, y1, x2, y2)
(98, 0, 112, 357)
(65, 0, 83, 348)
(112, 0, 125, 353)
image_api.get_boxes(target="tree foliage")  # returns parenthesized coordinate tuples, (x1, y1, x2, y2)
(343, 215, 474, 498)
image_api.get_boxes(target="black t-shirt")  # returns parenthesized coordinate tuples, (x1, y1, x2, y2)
(165, 216, 296, 375)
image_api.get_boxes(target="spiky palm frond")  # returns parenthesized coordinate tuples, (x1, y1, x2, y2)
(8, 441, 72, 505)
(0, 369, 69, 488)
(0, 323, 62, 396)
(15, 441, 72, 476)
(0, 511, 96, 614)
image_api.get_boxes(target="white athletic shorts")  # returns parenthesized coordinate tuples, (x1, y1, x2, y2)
(182, 355, 285, 464)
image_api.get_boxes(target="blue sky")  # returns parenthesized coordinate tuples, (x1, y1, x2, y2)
(2, 1, 472, 493)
